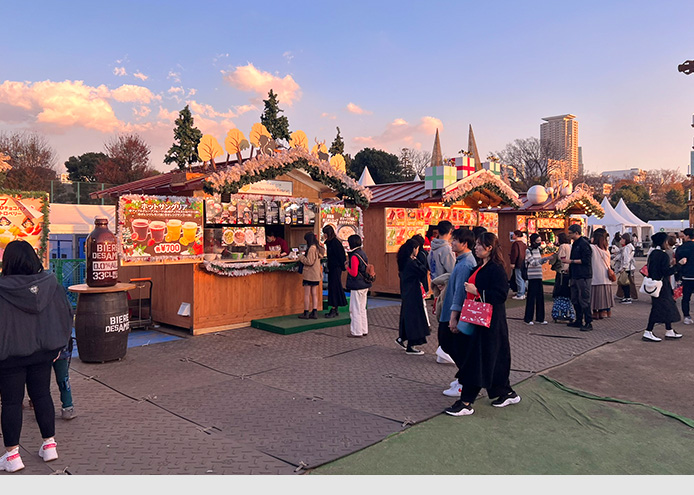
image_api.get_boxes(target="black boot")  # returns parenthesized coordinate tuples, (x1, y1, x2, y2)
(325, 307, 339, 318)
(309, 309, 318, 319)
(298, 310, 309, 319)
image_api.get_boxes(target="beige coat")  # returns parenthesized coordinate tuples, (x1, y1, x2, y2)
(298, 244, 323, 282)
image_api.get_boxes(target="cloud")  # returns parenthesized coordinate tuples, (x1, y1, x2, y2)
(321, 112, 337, 120)
(346, 102, 372, 115)
(0, 79, 158, 133)
(133, 71, 148, 81)
(234, 104, 256, 116)
(188, 100, 236, 120)
(133, 106, 151, 118)
(283, 51, 294, 63)
(168, 86, 184, 95)
(353, 116, 443, 152)
(222, 63, 301, 106)
(113, 67, 127, 77)
(168, 71, 181, 83)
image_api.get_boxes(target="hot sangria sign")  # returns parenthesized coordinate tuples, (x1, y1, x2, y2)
(118, 195, 204, 263)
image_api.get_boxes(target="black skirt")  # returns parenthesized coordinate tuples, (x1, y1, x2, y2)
(326, 269, 347, 307)
(649, 278, 681, 324)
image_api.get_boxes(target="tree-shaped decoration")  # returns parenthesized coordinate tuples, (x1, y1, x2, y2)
(164, 105, 203, 170)
(0, 152, 12, 172)
(260, 89, 291, 142)
(329, 154, 346, 173)
(197, 135, 224, 170)
(329, 127, 345, 157)
(249, 123, 275, 156)
(224, 129, 250, 165)
(289, 130, 308, 150)
(311, 139, 329, 161)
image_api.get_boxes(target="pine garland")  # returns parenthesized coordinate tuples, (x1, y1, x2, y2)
(200, 259, 301, 277)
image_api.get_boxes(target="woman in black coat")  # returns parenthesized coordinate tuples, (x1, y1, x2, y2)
(444, 232, 520, 416)
(322, 225, 347, 318)
(396, 239, 430, 355)
(642, 232, 683, 342)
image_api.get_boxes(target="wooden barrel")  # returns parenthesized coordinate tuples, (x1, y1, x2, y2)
(74, 291, 130, 363)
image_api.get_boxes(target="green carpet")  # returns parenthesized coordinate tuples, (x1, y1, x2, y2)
(311, 376, 694, 475)
(251, 303, 350, 335)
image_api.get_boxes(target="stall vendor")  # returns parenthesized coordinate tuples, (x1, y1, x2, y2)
(265, 229, 289, 256)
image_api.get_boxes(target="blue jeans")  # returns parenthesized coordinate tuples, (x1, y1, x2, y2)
(514, 268, 526, 296)
(53, 358, 73, 409)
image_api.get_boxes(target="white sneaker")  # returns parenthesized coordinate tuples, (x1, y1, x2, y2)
(443, 382, 462, 397)
(0, 449, 24, 472)
(665, 329, 683, 339)
(512, 295, 526, 300)
(642, 330, 662, 342)
(435, 346, 455, 364)
(39, 438, 58, 462)
(449, 378, 459, 388)
(539, 321, 548, 325)
(684, 317, 693, 325)
(525, 321, 534, 325)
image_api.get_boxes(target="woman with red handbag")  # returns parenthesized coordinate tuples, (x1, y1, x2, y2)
(444, 232, 520, 417)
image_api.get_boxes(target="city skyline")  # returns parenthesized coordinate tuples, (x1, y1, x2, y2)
(1, 1, 694, 177)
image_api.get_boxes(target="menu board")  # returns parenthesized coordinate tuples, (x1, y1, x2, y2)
(516, 215, 528, 232)
(119, 195, 204, 263)
(205, 195, 315, 227)
(527, 218, 537, 234)
(384, 206, 479, 253)
(221, 226, 266, 247)
(321, 205, 363, 250)
(537, 217, 566, 230)
(478, 212, 499, 235)
(0, 194, 48, 263)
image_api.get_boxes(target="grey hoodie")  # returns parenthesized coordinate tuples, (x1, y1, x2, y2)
(0, 271, 73, 361)
(429, 238, 455, 279)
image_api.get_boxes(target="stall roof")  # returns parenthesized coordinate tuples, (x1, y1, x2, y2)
(368, 181, 437, 206)
(49, 203, 116, 234)
(495, 188, 603, 217)
(90, 171, 206, 199)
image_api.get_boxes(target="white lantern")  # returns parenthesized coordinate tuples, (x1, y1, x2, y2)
(560, 183, 573, 196)
(527, 185, 549, 205)
(547, 186, 555, 196)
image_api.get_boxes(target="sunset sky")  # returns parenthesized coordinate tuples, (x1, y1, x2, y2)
(2, 0, 694, 176)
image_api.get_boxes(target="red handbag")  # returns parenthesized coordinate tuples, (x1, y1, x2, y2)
(640, 265, 648, 277)
(674, 284, 683, 300)
(459, 295, 493, 328)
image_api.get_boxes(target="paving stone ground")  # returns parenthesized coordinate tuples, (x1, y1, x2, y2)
(3, 270, 663, 476)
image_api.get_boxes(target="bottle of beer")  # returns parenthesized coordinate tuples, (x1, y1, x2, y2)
(86, 216, 118, 287)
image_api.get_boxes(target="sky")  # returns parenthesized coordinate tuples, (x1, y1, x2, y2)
(2, 0, 694, 177)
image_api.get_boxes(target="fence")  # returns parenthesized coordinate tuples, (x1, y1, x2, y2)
(49, 258, 85, 308)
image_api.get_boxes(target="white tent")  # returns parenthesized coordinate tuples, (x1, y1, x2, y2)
(587, 197, 637, 241)
(614, 198, 653, 242)
(48, 203, 116, 234)
(358, 166, 375, 186)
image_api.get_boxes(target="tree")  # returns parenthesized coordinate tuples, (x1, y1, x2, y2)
(164, 105, 203, 171)
(95, 134, 157, 185)
(329, 127, 345, 156)
(0, 131, 58, 191)
(349, 148, 404, 184)
(496, 137, 563, 192)
(64, 152, 108, 182)
(399, 148, 431, 180)
(611, 184, 650, 205)
(260, 89, 290, 143)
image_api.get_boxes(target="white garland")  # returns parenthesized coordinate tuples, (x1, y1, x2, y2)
(201, 259, 300, 277)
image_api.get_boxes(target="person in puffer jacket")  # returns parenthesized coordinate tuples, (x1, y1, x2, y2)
(0, 240, 73, 473)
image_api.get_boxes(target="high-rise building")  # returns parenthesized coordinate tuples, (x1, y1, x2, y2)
(540, 114, 579, 180)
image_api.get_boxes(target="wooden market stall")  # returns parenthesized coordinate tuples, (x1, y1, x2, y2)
(363, 169, 521, 295)
(494, 184, 604, 278)
(91, 145, 371, 335)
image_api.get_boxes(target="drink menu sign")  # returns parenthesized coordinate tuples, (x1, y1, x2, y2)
(0, 193, 48, 263)
(119, 195, 204, 263)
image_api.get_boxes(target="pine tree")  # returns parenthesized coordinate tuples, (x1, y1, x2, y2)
(164, 105, 203, 170)
(260, 90, 291, 142)
(329, 127, 345, 156)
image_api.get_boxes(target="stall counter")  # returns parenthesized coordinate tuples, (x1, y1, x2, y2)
(119, 260, 320, 335)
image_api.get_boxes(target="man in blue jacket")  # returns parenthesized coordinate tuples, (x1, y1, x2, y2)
(437, 228, 478, 397)
(675, 227, 694, 325)
(566, 224, 593, 331)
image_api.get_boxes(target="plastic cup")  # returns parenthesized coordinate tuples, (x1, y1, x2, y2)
(132, 219, 149, 240)
(182, 222, 198, 243)
(166, 219, 182, 240)
(150, 221, 166, 242)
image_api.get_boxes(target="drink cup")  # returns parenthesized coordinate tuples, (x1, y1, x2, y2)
(166, 219, 182, 240)
(132, 219, 149, 241)
(150, 221, 166, 242)
(182, 222, 198, 243)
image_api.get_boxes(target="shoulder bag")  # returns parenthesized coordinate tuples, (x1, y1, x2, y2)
(354, 253, 376, 283)
(617, 270, 630, 286)
(601, 251, 616, 282)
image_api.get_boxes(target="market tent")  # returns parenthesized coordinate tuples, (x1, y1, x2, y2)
(587, 197, 636, 240)
(48, 203, 116, 234)
(614, 198, 654, 241)
(358, 166, 375, 186)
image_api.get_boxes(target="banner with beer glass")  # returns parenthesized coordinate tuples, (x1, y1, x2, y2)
(118, 195, 204, 263)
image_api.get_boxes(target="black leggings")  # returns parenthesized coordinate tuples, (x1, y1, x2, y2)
(0, 354, 56, 447)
